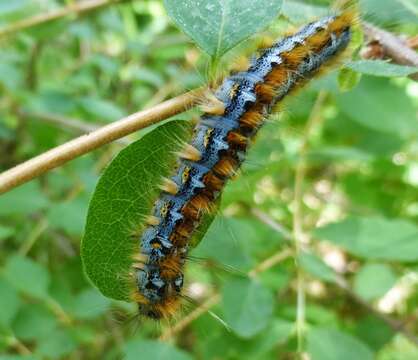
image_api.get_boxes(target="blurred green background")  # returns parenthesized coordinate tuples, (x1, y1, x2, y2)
(0, 0, 417, 359)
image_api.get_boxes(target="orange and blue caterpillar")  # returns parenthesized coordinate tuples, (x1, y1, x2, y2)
(131, 11, 354, 319)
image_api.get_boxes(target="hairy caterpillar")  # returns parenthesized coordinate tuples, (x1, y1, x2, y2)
(131, 11, 354, 319)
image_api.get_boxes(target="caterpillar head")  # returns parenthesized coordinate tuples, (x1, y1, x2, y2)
(133, 268, 183, 319)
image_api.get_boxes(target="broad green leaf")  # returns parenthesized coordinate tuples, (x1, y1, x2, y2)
(47, 197, 87, 236)
(81, 121, 192, 301)
(124, 339, 192, 360)
(299, 252, 337, 283)
(355, 315, 394, 351)
(0, 1, 30, 18)
(70, 288, 111, 320)
(0, 225, 14, 240)
(193, 217, 255, 271)
(338, 67, 362, 92)
(163, 0, 283, 58)
(222, 278, 274, 338)
(37, 329, 78, 359)
(3, 255, 50, 299)
(353, 263, 397, 301)
(337, 77, 418, 138)
(78, 97, 126, 122)
(308, 328, 374, 360)
(282, 1, 327, 23)
(0, 278, 21, 328)
(12, 303, 57, 341)
(360, 0, 417, 23)
(315, 216, 418, 262)
(0, 356, 38, 360)
(0, 181, 48, 216)
(347, 60, 418, 78)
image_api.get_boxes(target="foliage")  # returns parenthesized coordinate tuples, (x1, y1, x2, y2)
(0, 0, 417, 359)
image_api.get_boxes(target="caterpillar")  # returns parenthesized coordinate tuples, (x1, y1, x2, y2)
(131, 11, 354, 319)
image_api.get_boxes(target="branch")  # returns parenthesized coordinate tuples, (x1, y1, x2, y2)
(0, 0, 128, 38)
(362, 22, 418, 81)
(0, 89, 203, 195)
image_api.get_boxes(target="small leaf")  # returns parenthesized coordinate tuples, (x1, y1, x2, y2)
(3, 255, 50, 299)
(338, 67, 362, 92)
(12, 303, 57, 341)
(81, 121, 192, 301)
(222, 278, 274, 338)
(308, 328, 374, 360)
(347, 60, 418, 78)
(282, 1, 327, 23)
(0, 225, 14, 240)
(337, 77, 418, 138)
(71, 288, 111, 320)
(123, 339, 193, 360)
(163, 0, 283, 58)
(47, 197, 87, 236)
(353, 263, 397, 301)
(0, 182, 49, 216)
(315, 216, 418, 262)
(0, 278, 21, 328)
(78, 97, 126, 122)
(299, 252, 337, 283)
(37, 329, 78, 359)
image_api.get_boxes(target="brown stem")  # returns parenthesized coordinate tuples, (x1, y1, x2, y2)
(0, 89, 203, 195)
(362, 22, 418, 81)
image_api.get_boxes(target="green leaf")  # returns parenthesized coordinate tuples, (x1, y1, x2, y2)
(360, 0, 417, 23)
(78, 97, 126, 122)
(353, 263, 397, 301)
(81, 121, 191, 301)
(163, 0, 283, 58)
(282, 1, 327, 23)
(37, 329, 78, 359)
(3, 255, 50, 299)
(71, 288, 111, 320)
(12, 303, 57, 341)
(347, 60, 418, 78)
(308, 328, 374, 360)
(123, 339, 192, 360)
(0, 278, 21, 328)
(315, 216, 418, 262)
(299, 252, 337, 283)
(0, 356, 38, 360)
(0, 225, 14, 240)
(0, 182, 49, 216)
(47, 197, 87, 236)
(338, 67, 362, 92)
(337, 77, 418, 138)
(222, 278, 274, 338)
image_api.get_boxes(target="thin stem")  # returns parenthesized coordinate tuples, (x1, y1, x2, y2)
(250, 207, 293, 241)
(19, 217, 48, 256)
(293, 91, 327, 356)
(362, 22, 418, 81)
(0, 0, 127, 38)
(0, 89, 203, 195)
